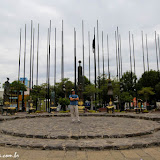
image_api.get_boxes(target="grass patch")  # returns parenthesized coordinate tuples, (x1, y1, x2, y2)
(59, 110, 70, 113)
(142, 110, 149, 113)
(88, 110, 99, 113)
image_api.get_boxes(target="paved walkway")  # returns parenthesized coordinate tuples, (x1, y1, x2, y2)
(1, 146, 160, 160)
(1, 112, 160, 159)
(1, 112, 160, 150)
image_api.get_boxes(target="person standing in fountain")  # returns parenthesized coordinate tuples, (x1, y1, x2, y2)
(69, 89, 80, 123)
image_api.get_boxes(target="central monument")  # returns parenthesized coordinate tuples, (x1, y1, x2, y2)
(107, 75, 114, 113)
(77, 60, 85, 112)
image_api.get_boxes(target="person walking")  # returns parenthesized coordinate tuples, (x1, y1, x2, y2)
(69, 89, 80, 123)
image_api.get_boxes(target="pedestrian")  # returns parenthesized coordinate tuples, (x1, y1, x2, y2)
(69, 89, 80, 123)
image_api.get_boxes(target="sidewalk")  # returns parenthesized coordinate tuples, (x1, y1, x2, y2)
(0, 146, 160, 160)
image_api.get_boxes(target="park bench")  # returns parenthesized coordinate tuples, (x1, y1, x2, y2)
(107, 106, 114, 113)
(134, 107, 146, 113)
(28, 107, 36, 114)
(78, 106, 85, 113)
(50, 107, 57, 113)
(2, 107, 16, 115)
(28, 97, 36, 114)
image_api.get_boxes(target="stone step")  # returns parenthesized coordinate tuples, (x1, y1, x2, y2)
(1, 116, 160, 140)
(0, 131, 160, 151)
(1, 128, 160, 139)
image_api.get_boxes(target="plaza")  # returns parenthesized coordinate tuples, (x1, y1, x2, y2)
(1, 112, 160, 159)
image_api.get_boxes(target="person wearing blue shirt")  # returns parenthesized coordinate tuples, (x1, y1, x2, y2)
(69, 89, 80, 123)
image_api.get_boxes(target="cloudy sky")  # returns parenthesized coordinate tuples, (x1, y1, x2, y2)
(0, 0, 160, 87)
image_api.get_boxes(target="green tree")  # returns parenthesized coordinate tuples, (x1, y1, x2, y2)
(138, 87, 155, 103)
(30, 85, 45, 105)
(112, 80, 120, 101)
(58, 98, 70, 106)
(120, 71, 137, 97)
(10, 80, 27, 92)
(120, 92, 133, 103)
(54, 78, 74, 105)
(155, 82, 160, 100)
(137, 70, 160, 90)
(83, 84, 99, 100)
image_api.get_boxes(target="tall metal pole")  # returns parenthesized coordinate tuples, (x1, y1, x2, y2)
(97, 20, 100, 106)
(146, 34, 149, 72)
(155, 31, 159, 71)
(54, 28, 56, 85)
(22, 24, 26, 112)
(74, 28, 77, 91)
(97, 20, 100, 78)
(132, 34, 136, 75)
(36, 24, 39, 86)
(82, 20, 84, 88)
(102, 31, 104, 107)
(141, 31, 145, 73)
(117, 27, 120, 80)
(32, 28, 35, 89)
(129, 31, 132, 74)
(18, 29, 21, 81)
(46, 29, 49, 111)
(93, 27, 96, 110)
(61, 20, 64, 81)
(17, 28, 21, 111)
(107, 34, 110, 77)
(119, 35, 122, 77)
(36, 24, 39, 111)
(88, 31, 91, 82)
(29, 20, 33, 95)
(48, 20, 51, 112)
(158, 35, 160, 70)
(115, 31, 118, 80)
(102, 31, 104, 81)
(132, 34, 137, 107)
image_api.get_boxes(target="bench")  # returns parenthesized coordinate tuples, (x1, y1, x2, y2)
(78, 106, 85, 113)
(134, 107, 145, 113)
(2, 107, 16, 115)
(50, 107, 57, 113)
(28, 108, 36, 114)
(107, 106, 114, 113)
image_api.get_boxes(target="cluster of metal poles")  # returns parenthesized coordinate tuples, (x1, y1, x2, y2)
(17, 20, 160, 111)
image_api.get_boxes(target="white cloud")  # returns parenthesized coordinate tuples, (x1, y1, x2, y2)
(0, 0, 160, 85)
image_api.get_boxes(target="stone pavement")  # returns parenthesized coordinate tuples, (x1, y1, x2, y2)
(1, 112, 160, 151)
(1, 116, 159, 139)
(1, 146, 160, 160)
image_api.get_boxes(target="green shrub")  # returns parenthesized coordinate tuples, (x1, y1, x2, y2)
(58, 98, 70, 106)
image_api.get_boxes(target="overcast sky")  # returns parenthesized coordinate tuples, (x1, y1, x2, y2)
(0, 0, 160, 86)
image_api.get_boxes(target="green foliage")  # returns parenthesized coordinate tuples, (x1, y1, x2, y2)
(137, 70, 160, 90)
(120, 71, 137, 97)
(138, 87, 155, 102)
(83, 76, 91, 86)
(112, 81, 120, 100)
(54, 78, 74, 104)
(10, 80, 27, 92)
(120, 92, 133, 103)
(58, 97, 70, 106)
(30, 84, 47, 104)
(83, 84, 99, 99)
(155, 82, 160, 93)
(142, 110, 149, 113)
(88, 110, 98, 113)
(155, 82, 160, 100)
(59, 110, 70, 113)
(8, 69, 160, 110)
